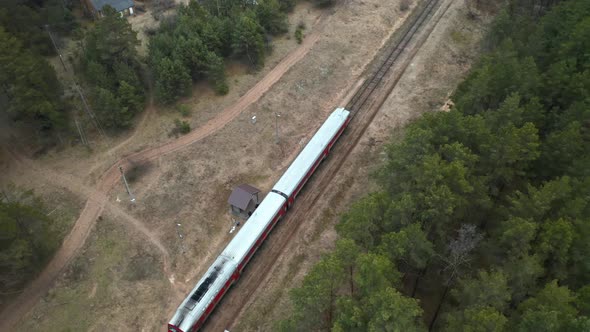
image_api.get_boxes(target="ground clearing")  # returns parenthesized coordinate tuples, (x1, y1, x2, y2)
(20, 215, 169, 331)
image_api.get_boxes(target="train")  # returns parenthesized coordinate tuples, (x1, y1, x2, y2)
(168, 107, 351, 332)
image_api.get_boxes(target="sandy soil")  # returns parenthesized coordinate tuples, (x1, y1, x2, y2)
(0, 0, 421, 330)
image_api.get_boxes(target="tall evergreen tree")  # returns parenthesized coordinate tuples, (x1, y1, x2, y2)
(0, 27, 66, 131)
(81, 6, 144, 129)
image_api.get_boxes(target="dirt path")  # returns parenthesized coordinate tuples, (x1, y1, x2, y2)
(0, 15, 327, 332)
(3, 145, 170, 259)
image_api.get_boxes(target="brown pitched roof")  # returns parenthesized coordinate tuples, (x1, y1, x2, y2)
(228, 184, 260, 210)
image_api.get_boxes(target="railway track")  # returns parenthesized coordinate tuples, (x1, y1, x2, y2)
(204, 0, 448, 330)
(346, 0, 440, 114)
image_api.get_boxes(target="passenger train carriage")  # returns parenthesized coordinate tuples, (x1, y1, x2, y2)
(169, 107, 350, 332)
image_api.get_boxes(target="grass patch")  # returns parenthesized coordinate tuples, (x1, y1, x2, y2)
(175, 103, 191, 117)
(124, 252, 162, 281)
(174, 119, 191, 135)
(22, 217, 132, 331)
(450, 29, 469, 46)
(309, 208, 335, 243)
(285, 253, 307, 278)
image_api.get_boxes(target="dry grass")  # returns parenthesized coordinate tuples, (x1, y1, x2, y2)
(232, 1, 497, 330)
(21, 216, 170, 331)
(11, 0, 458, 330)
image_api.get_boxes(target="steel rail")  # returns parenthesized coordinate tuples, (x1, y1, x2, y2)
(346, 0, 440, 114)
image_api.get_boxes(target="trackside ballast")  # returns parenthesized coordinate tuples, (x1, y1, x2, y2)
(168, 107, 350, 332)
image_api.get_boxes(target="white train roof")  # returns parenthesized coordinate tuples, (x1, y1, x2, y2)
(272, 108, 350, 197)
(169, 193, 285, 331)
(169, 108, 349, 331)
(169, 255, 237, 331)
(222, 192, 285, 264)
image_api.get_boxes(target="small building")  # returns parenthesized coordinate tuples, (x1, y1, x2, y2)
(83, 0, 135, 18)
(228, 184, 261, 219)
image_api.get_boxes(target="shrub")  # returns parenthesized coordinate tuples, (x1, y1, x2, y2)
(295, 28, 304, 44)
(174, 119, 191, 134)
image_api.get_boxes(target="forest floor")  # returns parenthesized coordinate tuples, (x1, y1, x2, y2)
(0, 0, 431, 330)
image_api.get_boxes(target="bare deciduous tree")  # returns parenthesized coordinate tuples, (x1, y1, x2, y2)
(430, 224, 483, 330)
(441, 224, 483, 285)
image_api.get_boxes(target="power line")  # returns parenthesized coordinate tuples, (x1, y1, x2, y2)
(74, 117, 89, 146)
(46, 24, 130, 202)
(45, 25, 67, 72)
(45, 24, 107, 141)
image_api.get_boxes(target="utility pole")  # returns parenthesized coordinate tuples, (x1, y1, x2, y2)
(45, 25, 67, 72)
(275, 113, 281, 144)
(118, 166, 136, 203)
(176, 222, 185, 253)
(74, 118, 89, 146)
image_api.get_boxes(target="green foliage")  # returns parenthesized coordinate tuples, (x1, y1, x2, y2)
(154, 57, 192, 104)
(174, 119, 191, 134)
(451, 270, 511, 311)
(336, 192, 390, 250)
(93, 88, 124, 128)
(517, 280, 579, 331)
(232, 12, 266, 67)
(256, 0, 288, 35)
(365, 287, 424, 332)
(0, 0, 78, 56)
(355, 253, 399, 296)
(81, 6, 144, 129)
(444, 306, 507, 332)
(176, 104, 191, 117)
(278, 0, 296, 12)
(280, 0, 590, 330)
(0, 27, 66, 131)
(0, 191, 58, 295)
(496, 217, 537, 256)
(502, 254, 543, 304)
(149, 0, 290, 104)
(378, 223, 434, 271)
(294, 27, 303, 44)
(577, 285, 590, 316)
(288, 255, 344, 330)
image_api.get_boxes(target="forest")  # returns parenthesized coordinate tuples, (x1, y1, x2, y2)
(0, 0, 303, 135)
(0, 0, 76, 133)
(279, 0, 590, 330)
(148, 0, 292, 103)
(0, 189, 59, 298)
